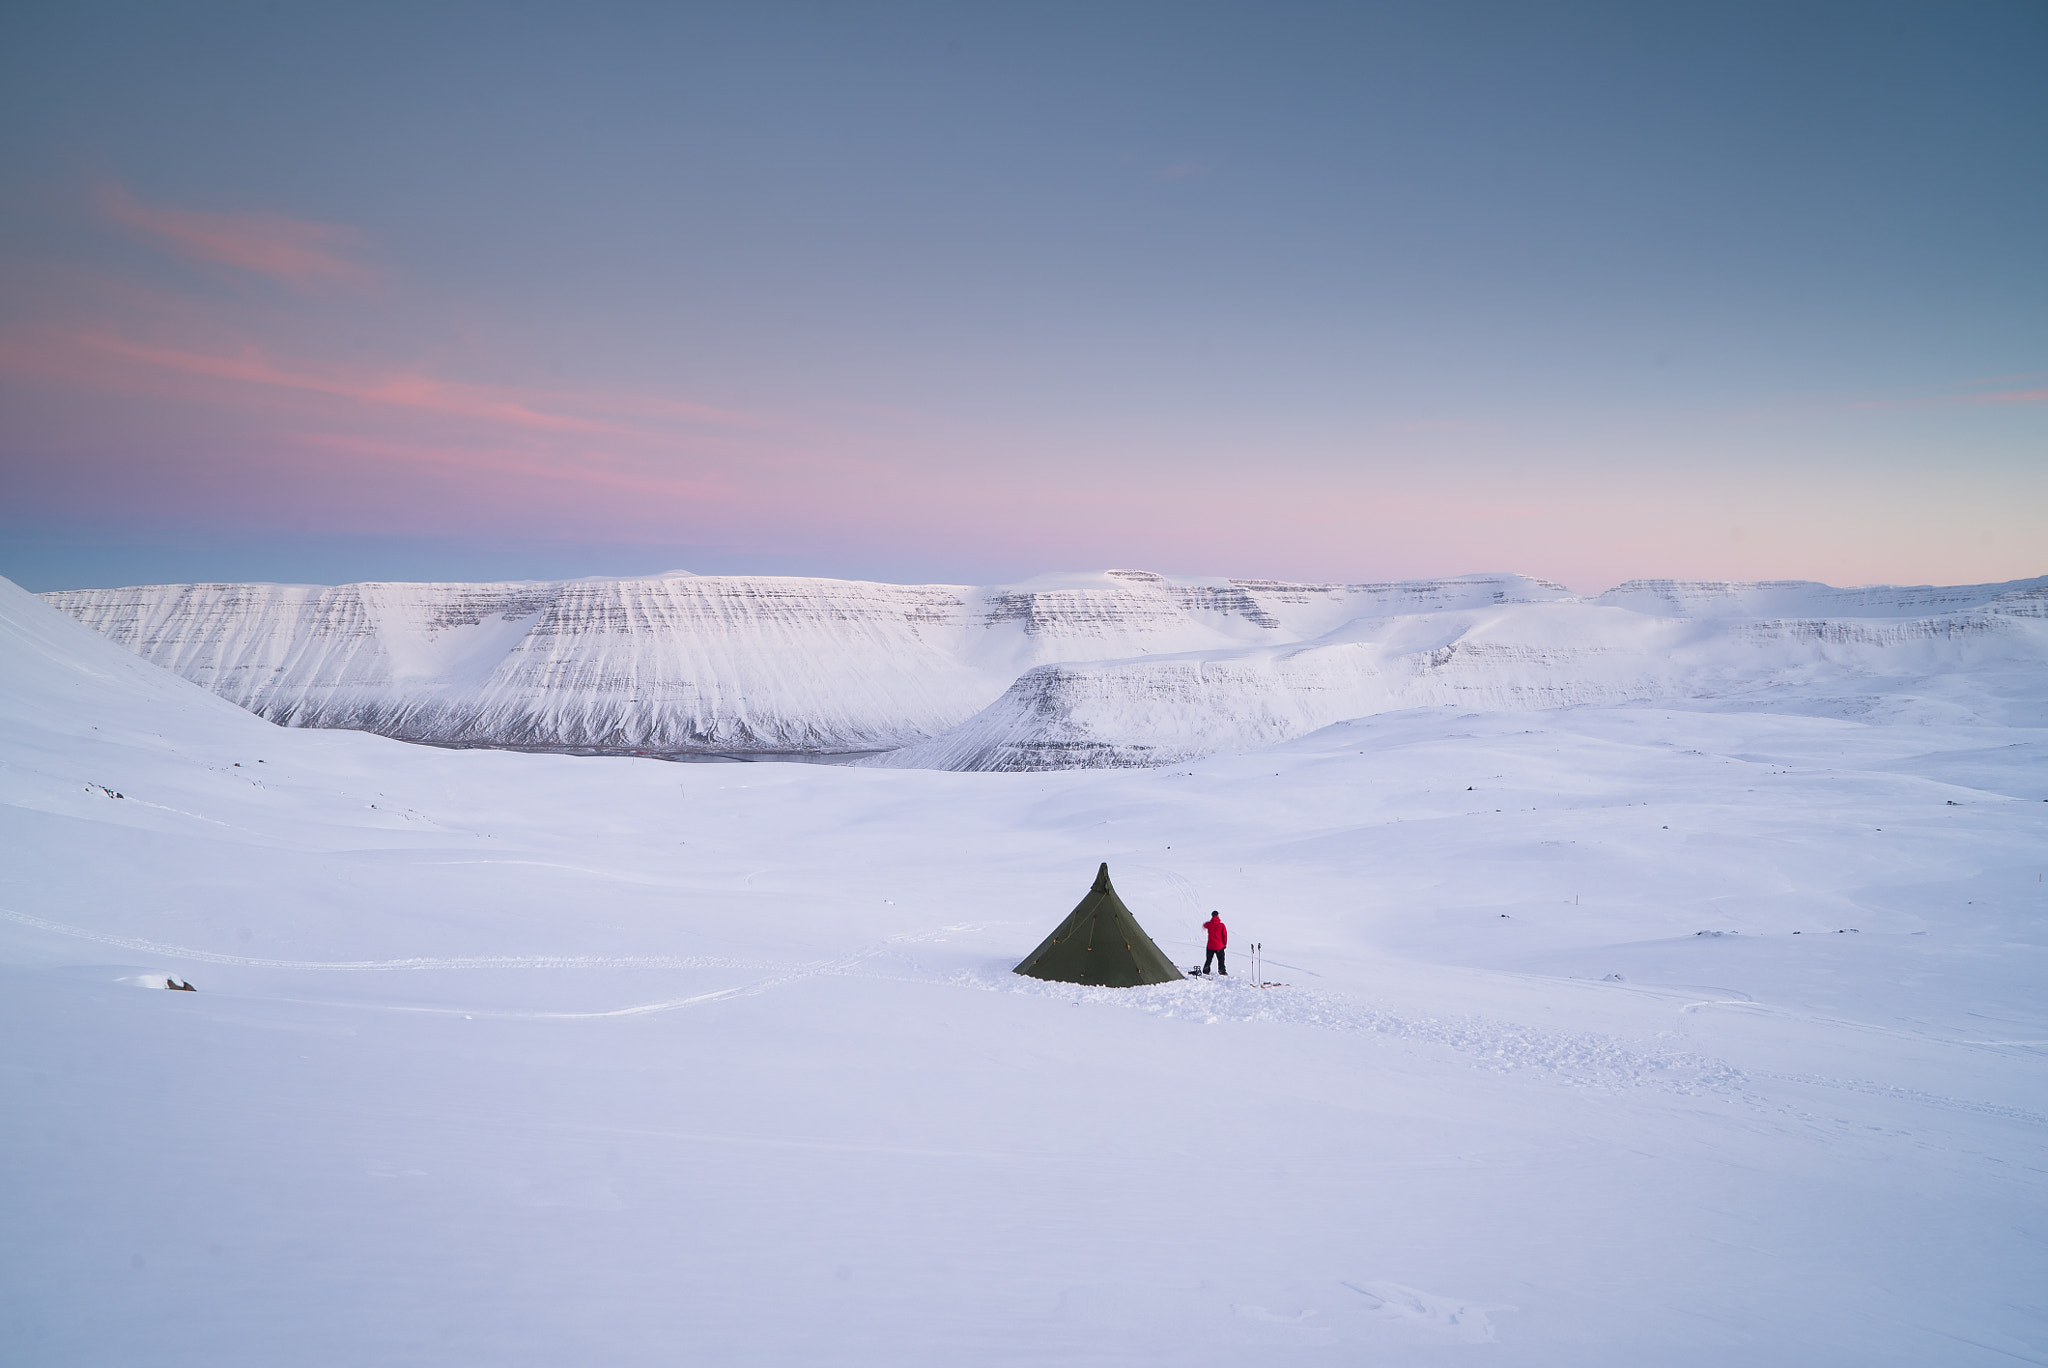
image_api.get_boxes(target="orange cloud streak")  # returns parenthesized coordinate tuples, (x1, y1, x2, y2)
(97, 182, 374, 290)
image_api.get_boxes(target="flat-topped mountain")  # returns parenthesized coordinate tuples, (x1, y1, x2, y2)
(41, 569, 2048, 768)
(1593, 575, 2048, 619)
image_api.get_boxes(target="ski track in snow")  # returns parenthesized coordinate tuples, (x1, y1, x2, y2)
(976, 968, 2048, 1127)
(6, 902, 1747, 1095)
(16, 905, 2046, 1128)
(0, 908, 982, 1021)
(972, 965, 1753, 1098)
(0, 905, 772, 973)
(1752, 1072, 2048, 1128)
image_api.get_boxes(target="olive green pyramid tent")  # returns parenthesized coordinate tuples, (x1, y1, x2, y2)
(1013, 863, 1185, 987)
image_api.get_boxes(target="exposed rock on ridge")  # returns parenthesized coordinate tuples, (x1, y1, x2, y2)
(44, 569, 2045, 770)
(41, 571, 1569, 757)
(865, 585, 2048, 771)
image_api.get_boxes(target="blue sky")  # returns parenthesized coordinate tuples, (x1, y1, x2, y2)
(1, 1, 2042, 591)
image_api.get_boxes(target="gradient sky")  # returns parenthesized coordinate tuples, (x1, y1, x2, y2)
(2, 1, 2043, 593)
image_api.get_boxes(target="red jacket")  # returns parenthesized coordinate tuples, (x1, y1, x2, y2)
(1204, 916, 1228, 950)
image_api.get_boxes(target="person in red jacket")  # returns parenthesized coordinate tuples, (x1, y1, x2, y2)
(1202, 912, 1228, 975)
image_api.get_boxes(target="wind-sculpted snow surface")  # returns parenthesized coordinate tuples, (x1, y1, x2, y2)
(44, 568, 2048, 770)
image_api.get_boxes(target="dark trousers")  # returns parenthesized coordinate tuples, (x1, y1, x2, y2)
(1203, 948, 1227, 975)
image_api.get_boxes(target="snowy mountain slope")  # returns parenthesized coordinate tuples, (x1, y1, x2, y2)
(40, 571, 1571, 754)
(42, 569, 2048, 771)
(873, 589, 2048, 770)
(1595, 573, 2048, 618)
(5, 570, 2047, 1366)
(1, 572, 285, 739)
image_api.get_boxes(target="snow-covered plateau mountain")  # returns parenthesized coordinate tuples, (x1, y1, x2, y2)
(42, 569, 2048, 769)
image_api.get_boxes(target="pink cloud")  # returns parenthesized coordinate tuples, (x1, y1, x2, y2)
(1970, 384, 2048, 405)
(3, 318, 920, 498)
(97, 182, 375, 290)
(1397, 418, 1504, 435)
(26, 331, 754, 441)
(289, 431, 730, 502)
(0, 315, 905, 534)
(1844, 371, 2048, 410)
(79, 334, 632, 435)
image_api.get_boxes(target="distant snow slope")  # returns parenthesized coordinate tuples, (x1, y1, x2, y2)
(873, 577, 2048, 770)
(41, 570, 1570, 755)
(44, 569, 2048, 770)
(1595, 574, 2048, 618)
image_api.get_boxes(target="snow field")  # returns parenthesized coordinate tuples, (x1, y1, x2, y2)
(2, 577, 2045, 1365)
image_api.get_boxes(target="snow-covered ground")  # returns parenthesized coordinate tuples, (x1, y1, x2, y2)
(3, 573, 2045, 1365)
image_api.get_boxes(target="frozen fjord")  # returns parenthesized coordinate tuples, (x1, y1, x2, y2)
(2, 575, 2045, 1366)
